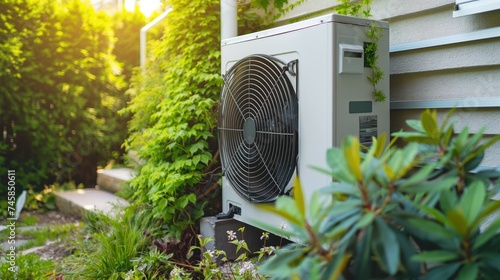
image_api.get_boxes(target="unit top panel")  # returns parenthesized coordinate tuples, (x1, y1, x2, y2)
(222, 13, 389, 46)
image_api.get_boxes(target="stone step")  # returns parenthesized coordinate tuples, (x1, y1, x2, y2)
(96, 167, 135, 193)
(54, 188, 129, 219)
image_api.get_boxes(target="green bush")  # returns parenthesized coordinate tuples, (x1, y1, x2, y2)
(111, 7, 145, 84)
(61, 206, 156, 279)
(122, 0, 283, 240)
(123, 0, 223, 240)
(0, 0, 127, 195)
(259, 109, 500, 279)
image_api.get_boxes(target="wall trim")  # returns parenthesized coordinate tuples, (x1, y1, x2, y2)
(390, 98, 500, 110)
(390, 26, 500, 53)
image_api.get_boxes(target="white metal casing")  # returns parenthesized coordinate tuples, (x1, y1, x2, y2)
(220, 14, 390, 234)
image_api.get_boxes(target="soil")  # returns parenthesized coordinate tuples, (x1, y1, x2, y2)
(18, 210, 81, 227)
(16, 210, 82, 261)
(32, 241, 77, 261)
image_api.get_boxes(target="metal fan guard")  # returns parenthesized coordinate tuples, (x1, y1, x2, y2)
(218, 54, 298, 203)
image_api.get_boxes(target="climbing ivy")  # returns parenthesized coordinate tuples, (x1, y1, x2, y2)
(123, 0, 288, 239)
(337, 0, 386, 102)
(124, 0, 223, 239)
(252, 0, 308, 23)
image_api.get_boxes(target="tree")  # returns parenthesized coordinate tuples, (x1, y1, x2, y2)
(0, 0, 126, 197)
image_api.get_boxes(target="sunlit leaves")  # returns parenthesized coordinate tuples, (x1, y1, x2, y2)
(124, 0, 222, 239)
(0, 0, 126, 191)
(342, 136, 363, 181)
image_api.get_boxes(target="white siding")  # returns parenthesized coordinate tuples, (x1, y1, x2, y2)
(278, 0, 500, 167)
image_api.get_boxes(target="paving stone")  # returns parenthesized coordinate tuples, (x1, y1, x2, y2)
(96, 168, 135, 193)
(54, 188, 129, 219)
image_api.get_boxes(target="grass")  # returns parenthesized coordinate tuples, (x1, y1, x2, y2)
(1, 206, 275, 279)
(20, 215, 39, 226)
(0, 253, 56, 279)
(0, 213, 82, 279)
(60, 208, 152, 279)
(17, 222, 82, 251)
(1, 206, 158, 279)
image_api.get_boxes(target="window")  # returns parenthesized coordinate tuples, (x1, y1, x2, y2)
(454, 0, 500, 17)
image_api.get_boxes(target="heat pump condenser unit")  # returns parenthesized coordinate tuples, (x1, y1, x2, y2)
(218, 14, 390, 232)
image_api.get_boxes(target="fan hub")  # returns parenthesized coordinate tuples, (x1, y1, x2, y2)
(243, 118, 256, 144)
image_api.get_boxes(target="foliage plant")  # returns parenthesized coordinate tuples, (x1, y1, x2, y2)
(0, 253, 55, 279)
(0, 221, 82, 279)
(183, 227, 271, 279)
(60, 206, 156, 279)
(252, 0, 308, 23)
(123, 0, 223, 240)
(259, 109, 500, 279)
(11, 222, 82, 252)
(119, 229, 270, 280)
(111, 7, 146, 84)
(122, 0, 308, 240)
(22, 182, 81, 213)
(0, 0, 129, 200)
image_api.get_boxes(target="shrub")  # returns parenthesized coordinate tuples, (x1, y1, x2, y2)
(123, 0, 223, 240)
(0, 0, 127, 195)
(122, 0, 284, 241)
(61, 205, 156, 279)
(259, 109, 500, 279)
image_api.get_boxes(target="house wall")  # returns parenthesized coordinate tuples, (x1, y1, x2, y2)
(278, 0, 500, 167)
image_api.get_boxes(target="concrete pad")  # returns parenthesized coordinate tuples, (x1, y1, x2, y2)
(96, 168, 136, 193)
(54, 188, 129, 218)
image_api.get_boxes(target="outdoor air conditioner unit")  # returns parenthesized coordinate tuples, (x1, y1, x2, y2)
(218, 14, 390, 234)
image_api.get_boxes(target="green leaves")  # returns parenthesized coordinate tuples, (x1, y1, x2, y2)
(261, 108, 500, 279)
(0, 0, 128, 192)
(460, 180, 486, 225)
(372, 217, 400, 275)
(342, 136, 363, 181)
(124, 0, 223, 238)
(412, 250, 458, 263)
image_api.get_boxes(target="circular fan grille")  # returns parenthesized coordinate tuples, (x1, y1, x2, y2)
(218, 55, 298, 203)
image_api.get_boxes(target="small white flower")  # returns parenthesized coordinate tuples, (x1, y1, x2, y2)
(206, 250, 215, 258)
(260, 231, 269, 240)
(279, 222, 287, 230)
(170, 266, 181, 277)
(260, 246, 276, 255)
(239, 261, 255, 274)
(124, 270, 134, 280)
(227, 230, 237, 240)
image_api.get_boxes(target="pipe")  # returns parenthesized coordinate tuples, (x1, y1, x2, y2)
(140, 7, 173, 69)
(221, 0, 238, 40)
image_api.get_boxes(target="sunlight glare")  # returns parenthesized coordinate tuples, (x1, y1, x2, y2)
(125, 0, 161, 17)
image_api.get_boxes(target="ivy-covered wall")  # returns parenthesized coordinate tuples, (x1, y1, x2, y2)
(122, 0, 276, 238)
(124, 0, 223, 239)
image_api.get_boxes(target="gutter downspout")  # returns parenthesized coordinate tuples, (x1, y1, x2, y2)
(221, 0, 238, 40)
(140, 8, 173, 69)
